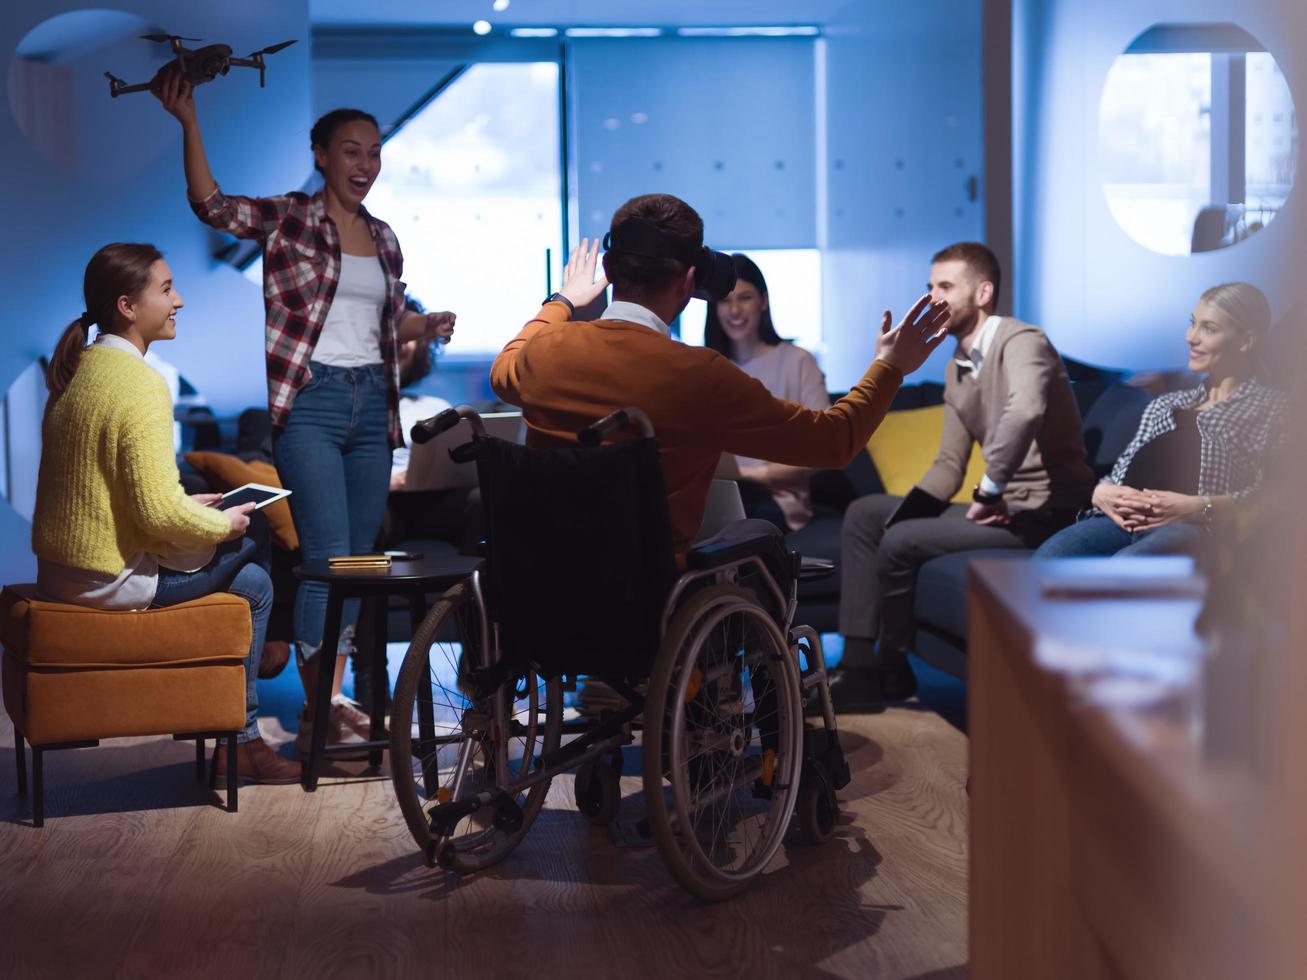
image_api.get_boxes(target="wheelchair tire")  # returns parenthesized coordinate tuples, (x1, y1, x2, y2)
(390, 581, 563, 874)
(796, 761, 837, 846)
(574, 758, 621, 826)
(642, 585, 804, 902)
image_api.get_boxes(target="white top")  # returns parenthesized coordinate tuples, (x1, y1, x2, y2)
(313, 253, 386, 367)
(730, 341, 830, 530)
(36, 335, 216, 611)
(395, 393, 454, 478)
(601, 300, 670, 337)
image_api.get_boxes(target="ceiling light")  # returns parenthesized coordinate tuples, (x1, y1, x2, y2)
(473, 20, 492, 35)
(676, 26, 820, 37)
(510, 27, 559, 37)
(564, 27, 663, 38)
(493, 0, 510, 9)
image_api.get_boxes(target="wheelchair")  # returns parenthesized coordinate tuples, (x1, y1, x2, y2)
(389, 406, 850, 901)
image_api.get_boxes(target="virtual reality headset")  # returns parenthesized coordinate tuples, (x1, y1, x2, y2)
(601, 218, 736, 302)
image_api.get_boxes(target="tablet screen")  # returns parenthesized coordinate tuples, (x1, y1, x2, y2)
(218, 484, 290, 510)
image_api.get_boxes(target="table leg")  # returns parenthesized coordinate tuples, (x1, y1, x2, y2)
(304, 591, 345, 792)
(369, 594, 388, 767)
(411, 593, 438, 797)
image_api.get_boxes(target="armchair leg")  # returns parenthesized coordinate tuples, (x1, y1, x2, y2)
(195, 738, 206, 780)
(15, 734, 26, 797)
(226, 734, 238, 813)
(32, 747, 43, 828)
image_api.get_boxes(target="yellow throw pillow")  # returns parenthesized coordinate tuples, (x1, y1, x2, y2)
(183, 452, 299, 551)
(865, 404, 986, 503)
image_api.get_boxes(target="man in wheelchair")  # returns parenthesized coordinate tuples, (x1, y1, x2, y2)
(388, 193, 949, 901)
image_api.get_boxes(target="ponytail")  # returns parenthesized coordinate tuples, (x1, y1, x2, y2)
(48, 243, 163, 398)
(46, 313, 91, 397)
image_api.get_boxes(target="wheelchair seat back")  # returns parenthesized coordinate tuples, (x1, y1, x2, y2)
(471, 434, 679, 680)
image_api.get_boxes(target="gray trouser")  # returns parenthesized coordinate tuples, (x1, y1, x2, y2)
(837, 494, 1057, 668)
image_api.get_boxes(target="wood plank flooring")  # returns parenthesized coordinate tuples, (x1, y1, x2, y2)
(0, 700, 968, 980)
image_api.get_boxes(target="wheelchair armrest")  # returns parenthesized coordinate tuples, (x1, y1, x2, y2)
(686, 530, 778, 572)
(798, 556, 836, 582)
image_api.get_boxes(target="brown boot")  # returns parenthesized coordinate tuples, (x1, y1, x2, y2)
(258, 641, 292, 679)
(212, 737, 301, 785)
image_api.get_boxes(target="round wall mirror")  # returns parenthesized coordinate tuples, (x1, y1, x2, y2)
(1099, 23, 1298, 255)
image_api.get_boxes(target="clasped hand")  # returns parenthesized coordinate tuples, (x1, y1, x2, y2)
(1093, 483, 1203, 532)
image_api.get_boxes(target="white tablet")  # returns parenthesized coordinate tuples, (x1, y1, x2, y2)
(218, 483, 292, 510)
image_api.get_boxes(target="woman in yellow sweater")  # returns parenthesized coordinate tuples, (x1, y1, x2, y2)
(32, 243, 298, 784)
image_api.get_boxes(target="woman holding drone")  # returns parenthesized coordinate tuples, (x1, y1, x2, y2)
(154, 69, 456, 759)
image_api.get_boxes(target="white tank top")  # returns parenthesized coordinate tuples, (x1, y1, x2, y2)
(314, 253, 386, 366)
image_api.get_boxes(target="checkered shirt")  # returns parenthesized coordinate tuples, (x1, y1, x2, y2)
(1105, 378, 1287, 500)
(191, 187, 405, 448)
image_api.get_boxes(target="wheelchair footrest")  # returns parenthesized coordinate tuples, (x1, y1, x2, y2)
(428, 788, 524, 837)
(805, 724, 851, 791)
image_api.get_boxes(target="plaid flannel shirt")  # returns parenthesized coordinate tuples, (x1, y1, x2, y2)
(191, 186, 406, 448)
(1105, 378, 1287, 501)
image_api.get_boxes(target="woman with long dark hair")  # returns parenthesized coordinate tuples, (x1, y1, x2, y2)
(33, 243, 296, 783)
(154, 69, 456, 757)
(704, 253, 830, 531)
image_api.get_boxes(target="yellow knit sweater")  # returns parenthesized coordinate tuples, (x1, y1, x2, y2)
(32, 345, 231, 575)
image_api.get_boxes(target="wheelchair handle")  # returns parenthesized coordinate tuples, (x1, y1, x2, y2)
(578, 406, 655, 446)
(411, 406, 487, 445)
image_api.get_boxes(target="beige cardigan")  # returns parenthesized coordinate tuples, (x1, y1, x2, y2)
(916, 318, 1094, 511)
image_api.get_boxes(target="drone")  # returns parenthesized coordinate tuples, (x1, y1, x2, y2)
(105, 33, 296, 98)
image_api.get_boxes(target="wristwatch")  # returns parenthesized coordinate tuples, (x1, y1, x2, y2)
(1201, 494, 1214, 527)
(546, 292, 575, 316)
(972, 484, 1003, 506)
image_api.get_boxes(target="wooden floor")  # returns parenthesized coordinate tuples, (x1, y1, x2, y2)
(0, 698, 968, 980)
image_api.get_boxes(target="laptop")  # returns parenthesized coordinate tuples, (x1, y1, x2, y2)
(884, 486, 950, 528)
(403, 411, 525, 492)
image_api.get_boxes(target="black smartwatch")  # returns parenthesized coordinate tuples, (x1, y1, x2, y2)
(972, 484, 1003, 506)
(546, 292, 575, 316)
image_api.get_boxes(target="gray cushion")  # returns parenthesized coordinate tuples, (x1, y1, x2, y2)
(913, 548, 1030, 638)
(1080, 384, 1151, 477)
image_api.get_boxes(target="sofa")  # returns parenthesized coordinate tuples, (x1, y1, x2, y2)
(789, 364, 1155, 679)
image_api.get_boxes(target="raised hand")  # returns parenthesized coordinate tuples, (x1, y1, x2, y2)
(425, 311, 456, 345)
(874, 294, 950, 376)
(151, 65, 196, 126)
(558, 238, 609, 311)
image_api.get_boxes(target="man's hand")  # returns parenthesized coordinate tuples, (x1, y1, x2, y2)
(190, 492, 223, 508)
(1092, 482, 1152, 531)
(223, 502, 256, 542)
(390, 469, 408, 492)
(425, 311, 456, 345)
(966, 498, 1011, 526)
(1129, 490, 1205, 531)
(152, 65, 197, 127)
(558, 238, 609, 311)
(875, 294, 951, 376)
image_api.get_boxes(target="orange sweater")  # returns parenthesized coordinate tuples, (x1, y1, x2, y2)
(491, 301, 904, 558)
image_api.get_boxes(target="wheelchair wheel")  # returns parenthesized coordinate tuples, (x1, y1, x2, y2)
(642, 585, 803, 902)
(796, 761, 837, 846)
(574, 757, 621, 826)
(391, 581, 563, 873)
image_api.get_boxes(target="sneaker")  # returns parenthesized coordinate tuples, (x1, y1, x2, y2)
(295, 701, 373, 761)
(212, 737, 301, 785)
(330, 694, 386, 740)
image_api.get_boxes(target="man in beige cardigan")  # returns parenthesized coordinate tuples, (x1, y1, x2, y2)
(832, 243, 1094, 712)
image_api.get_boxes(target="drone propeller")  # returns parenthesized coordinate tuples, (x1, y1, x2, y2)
(254, 39, 297, 56)
(140, 33, 200, 43)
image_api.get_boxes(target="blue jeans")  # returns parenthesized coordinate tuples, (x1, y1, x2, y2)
(273, 361, 392, 661)
(1033, 514, 1203, 558)
(152, 535, 272, 742)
